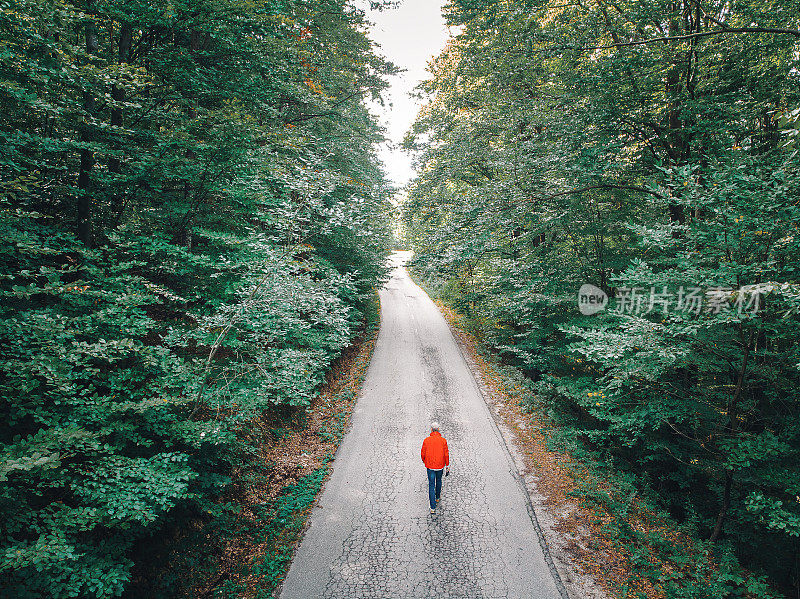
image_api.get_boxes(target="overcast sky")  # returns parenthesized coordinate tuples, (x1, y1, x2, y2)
(365, 1, 451, 188)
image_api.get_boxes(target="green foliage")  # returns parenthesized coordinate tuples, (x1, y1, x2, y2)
(0, 0, 393, 596)
(247, 467, 328, 597)
(404, 0, 800, 595)
(317, 391, 353, 443)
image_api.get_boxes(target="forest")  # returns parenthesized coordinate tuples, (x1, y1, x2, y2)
(403, 0, 800, 597)
(0, 0, 393, 596)
(3, 0, 800, 597)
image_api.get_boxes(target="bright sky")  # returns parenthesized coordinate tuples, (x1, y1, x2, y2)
(365, 0, 451, 188)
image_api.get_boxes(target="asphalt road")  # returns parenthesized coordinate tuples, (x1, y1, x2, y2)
(279, 252, 566, 599)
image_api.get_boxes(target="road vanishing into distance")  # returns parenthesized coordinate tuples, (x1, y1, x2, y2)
(279, 252, 566, 599)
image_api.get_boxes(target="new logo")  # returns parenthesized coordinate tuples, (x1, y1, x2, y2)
(578, 284, 608, 315)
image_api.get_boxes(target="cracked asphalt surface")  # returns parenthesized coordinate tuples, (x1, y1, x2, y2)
(279, 252, 566, 599)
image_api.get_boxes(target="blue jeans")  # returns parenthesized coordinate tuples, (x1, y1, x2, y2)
(427, 468, 443, 509)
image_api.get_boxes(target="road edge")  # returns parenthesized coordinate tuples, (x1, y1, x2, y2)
(438, 310, 572, 599)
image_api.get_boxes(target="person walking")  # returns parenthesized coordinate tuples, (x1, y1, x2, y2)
(421, 421, 450, 514)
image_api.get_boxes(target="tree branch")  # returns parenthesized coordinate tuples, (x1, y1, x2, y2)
(283, 89, 366, 125)
(568, 27, 800, 51)
(535, 183, 662, 201)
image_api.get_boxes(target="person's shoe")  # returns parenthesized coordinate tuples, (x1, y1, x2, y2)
(430, 508, 436, 514)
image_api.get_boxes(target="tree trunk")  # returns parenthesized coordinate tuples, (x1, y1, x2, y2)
(77, 5, 99, 247)
(665, 3, 688, 235)
(176, 29, 202, 248)
(710, 330, 753, 543)
(709, 470, 732, 542)
(109, 23, 132, 171)
(109, 22, 132, 226)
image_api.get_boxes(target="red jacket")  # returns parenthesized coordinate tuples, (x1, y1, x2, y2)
(421, 431, 449, 470)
